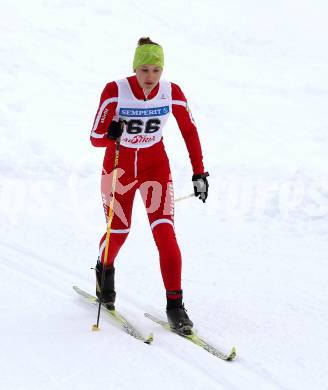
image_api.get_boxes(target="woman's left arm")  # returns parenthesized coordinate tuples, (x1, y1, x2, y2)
(171, 83, 206, 175)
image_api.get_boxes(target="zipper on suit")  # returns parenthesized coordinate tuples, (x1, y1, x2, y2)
(134, 148, 139, 178)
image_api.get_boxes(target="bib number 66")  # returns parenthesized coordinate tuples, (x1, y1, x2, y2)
(124, 119, 161, 134)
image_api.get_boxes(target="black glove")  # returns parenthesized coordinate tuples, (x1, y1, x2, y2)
(107, 119, 124, 140)
(192, 172, 209, 203)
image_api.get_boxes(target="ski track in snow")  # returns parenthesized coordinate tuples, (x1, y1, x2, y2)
(0, 243, 286, 390)
(1, 0, 328, 389)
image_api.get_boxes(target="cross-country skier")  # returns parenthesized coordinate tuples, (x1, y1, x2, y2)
(90, 37, 209, 333)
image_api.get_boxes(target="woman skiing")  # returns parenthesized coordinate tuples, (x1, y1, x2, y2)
(90, 37, 209, 333)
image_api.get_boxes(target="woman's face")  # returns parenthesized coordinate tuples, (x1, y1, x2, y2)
(135, 64, 163, 93)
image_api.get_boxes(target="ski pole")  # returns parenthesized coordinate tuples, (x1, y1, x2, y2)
(175, 193, 194, 203)
(92, 137, 121, 331)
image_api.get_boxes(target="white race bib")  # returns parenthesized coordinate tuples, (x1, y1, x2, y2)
(114, 78, 172, 148)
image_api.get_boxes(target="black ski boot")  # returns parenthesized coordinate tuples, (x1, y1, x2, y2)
(166, 290, 193, 335)
(95, 259, 116, 310)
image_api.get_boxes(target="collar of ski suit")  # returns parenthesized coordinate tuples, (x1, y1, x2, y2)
(127, 75, 160, 101)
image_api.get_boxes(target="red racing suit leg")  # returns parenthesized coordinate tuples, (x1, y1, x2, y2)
(99, 143, 138, 267)
(138, 142, 182, 294)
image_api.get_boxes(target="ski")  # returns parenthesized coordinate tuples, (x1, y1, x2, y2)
(73, 286, 153, 344)
(144, 312, 236, 361)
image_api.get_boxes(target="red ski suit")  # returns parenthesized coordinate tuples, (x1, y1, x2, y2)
(90, 75, 205, 295)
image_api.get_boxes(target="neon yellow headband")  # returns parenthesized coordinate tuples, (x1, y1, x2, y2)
(133, 44, 164, 71)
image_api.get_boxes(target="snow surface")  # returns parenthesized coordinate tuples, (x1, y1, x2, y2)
(1, 0, 328, 389)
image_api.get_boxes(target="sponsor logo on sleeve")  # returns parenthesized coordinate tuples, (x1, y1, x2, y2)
(100, 108, 109, 124)
(186, 103, 196, 125)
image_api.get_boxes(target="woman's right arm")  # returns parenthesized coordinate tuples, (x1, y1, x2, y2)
(90, 81, 118, 147)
